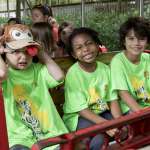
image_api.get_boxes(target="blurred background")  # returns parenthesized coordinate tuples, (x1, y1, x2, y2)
(0, 0, 149, 51)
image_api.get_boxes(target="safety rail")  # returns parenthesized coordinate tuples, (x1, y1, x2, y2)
(32, 107, 150, 150)
(0, 87, 9, 150)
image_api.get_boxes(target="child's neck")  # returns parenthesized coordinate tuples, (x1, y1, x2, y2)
(124, 51, 141, 64)
(78, 61, 97, 73)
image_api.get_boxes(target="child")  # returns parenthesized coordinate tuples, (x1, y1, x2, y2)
(57, 21, 74, 56)
(57, 21, 108, 55)
(31, 4, 53, 23)
(110, 17, 150, 114)
(63, 27, 121, 150)
(7, 17, 22, 25)
(0, 24, 68, 150)
(31, 4, 59, 43)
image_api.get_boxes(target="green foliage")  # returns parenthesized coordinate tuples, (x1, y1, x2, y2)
(56, 13, 81, 27)
(85, 12, 134, 51)
(0, 17, 7, 24)
(55, 10, 139, 51)
(0, 7, 145, 52)
(144, 3, 150, 18)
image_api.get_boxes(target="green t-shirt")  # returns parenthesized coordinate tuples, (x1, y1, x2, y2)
(63, 61, 117, 132)
(2, 63, 68, 149)
(110, 52, 150, 114)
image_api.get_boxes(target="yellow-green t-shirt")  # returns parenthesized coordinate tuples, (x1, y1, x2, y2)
(2, 63, 68, 149)
(63, 61, 117, 132)
(110, 52, 150, 114)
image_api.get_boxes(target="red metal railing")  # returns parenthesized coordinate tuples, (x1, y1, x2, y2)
(0, 88, 9, 150)
(32, 108, 150, 150)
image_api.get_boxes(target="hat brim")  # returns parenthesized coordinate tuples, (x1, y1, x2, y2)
(6, 39, 40, 51)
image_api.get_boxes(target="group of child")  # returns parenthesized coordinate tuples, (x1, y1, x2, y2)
(0, 3, 150, 150)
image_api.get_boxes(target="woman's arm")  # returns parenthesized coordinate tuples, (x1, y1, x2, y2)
(119, 90, 142, 112)
(38, 50, 64, 81)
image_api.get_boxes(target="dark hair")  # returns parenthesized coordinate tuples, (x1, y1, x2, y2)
(31, 22, 54, 53)
(57, 21, 74, 49)
(119, 16, 150, 49)
(32, 4, 53, 17)
(7, 17, 21, 24)
(68, 27, 102, 54)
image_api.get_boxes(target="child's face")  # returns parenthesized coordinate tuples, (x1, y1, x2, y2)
(124, 29, 148, 56)
(6, 48, 32, 70)
(31, 9, 47, 23)
(61, 25, 74, 45)
(72, 33, 99, 63)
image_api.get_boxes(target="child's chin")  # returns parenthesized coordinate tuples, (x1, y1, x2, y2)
(16, 65, 29, 70)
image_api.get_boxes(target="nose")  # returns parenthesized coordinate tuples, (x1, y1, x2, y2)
(82, 44, 89, 53)
(18, 51, 27, 59)
(134, 38, 141, 45)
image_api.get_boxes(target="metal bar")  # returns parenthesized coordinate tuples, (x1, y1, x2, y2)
(81, 0, 85, 27)
(6, 0, 10, 18)
(139, 0, 144, 17)
(31, 107, 150, 150)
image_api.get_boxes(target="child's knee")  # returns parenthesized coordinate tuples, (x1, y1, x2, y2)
(90, 134, 104, 150)
(10, 144, 30, 150)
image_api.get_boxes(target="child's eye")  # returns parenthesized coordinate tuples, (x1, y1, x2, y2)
(139, 37, 147, 41)
(128, 37, 135, 40)
(74, 46, 82, 51)
(11, 50, 20, 54)
(86, 41, 93, 45)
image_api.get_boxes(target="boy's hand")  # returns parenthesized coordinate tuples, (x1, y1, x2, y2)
(37, 49, 52, 64)
(48, 16, 58, 28)
(0, 46, 9, 54)
(106, 128, 118, 137)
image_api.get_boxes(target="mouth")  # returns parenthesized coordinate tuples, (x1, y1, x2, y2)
(18, 62, 27, 67)
(83, 52, 95, 60)
(133, 46, 143, 50)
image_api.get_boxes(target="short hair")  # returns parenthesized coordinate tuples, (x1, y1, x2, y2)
(68, 27, 102, 53)
(58, 21, 73, 36)
(7, 17, 21, 24)
(32, 4, 53, 17)
(119, 17, 150, 49)
(57, 21, 74, 49)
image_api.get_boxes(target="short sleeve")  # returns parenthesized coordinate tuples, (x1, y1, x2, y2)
(105, 65, 118, 102)
(110, 55, 129, 91)
(39, 64, 63, 89)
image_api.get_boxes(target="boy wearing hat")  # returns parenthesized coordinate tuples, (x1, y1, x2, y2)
(0, 24, 68, 150)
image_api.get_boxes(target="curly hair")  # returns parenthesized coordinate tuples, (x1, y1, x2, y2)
(119, 17, 150, 49)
